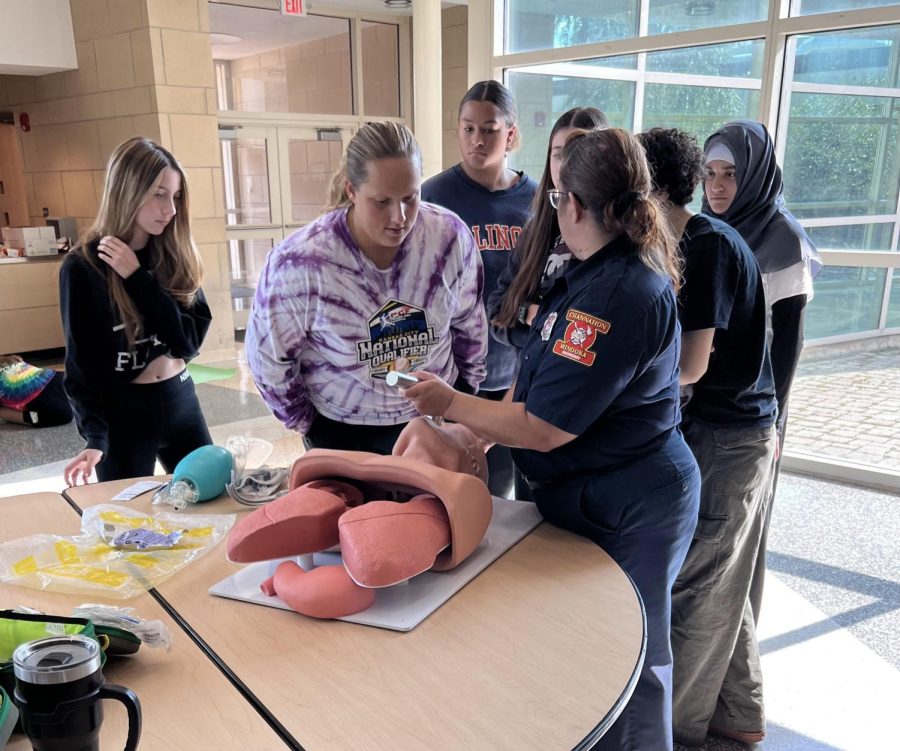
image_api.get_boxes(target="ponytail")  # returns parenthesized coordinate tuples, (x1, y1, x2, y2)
(323, 122, 422, 213)
(560, 129, 681, 291)
(325, 155, 352, 211)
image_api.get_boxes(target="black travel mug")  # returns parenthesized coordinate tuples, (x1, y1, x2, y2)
(12, 634, 141, 751)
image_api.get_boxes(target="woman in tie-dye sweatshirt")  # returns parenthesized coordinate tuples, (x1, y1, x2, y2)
(246, 122, 487, 455)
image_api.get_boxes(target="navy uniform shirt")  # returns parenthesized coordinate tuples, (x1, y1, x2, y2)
(679, 215, 777, 427)
(511, 234, 682, 486)
(422, 164, 537, 391)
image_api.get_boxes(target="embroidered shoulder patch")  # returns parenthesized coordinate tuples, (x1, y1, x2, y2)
(551, 308, 611, 367)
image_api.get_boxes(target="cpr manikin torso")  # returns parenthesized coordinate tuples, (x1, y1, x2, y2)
(226, 418, 492, 619)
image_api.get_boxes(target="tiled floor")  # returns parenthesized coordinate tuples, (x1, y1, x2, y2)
(1, 345, 897, 751)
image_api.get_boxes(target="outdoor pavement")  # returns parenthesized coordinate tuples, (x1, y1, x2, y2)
(785, 346, 900, 472)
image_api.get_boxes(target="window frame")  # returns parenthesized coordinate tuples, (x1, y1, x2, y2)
(488, 0, 900, 489)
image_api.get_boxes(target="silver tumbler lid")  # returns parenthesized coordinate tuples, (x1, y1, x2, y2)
(12, 635, 102, 685)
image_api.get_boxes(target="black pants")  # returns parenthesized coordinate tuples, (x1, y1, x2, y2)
(22, 372, 73, 427)
(769, 294, 806, 439)
(303, 413, 406, 455)
(749, 292, 807, 622)
(98, 371, 212, 482)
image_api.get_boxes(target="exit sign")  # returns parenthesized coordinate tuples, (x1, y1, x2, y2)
(281, 0, 306, 16)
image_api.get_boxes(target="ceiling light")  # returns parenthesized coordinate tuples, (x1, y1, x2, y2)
(384, 0, 412, 8)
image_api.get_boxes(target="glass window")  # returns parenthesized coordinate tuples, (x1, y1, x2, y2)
(778, 25, 900, 346)
(362, 22, 401, 117)
(805, 266, 888, 339)
(286, 136, 344, 224)
(642, 41, 764, 153)
(505, 0, 638, 53)
(648, 0, 766, 35)
(643, 86, 760, 147)
(783, 95, 899, 219)
(791, 25, 900, 88)
(645, 40, 764, 78)
(790, 0, 900, 17)
(221, 137, 271, 227)
(211, 5, 352, 115)
(507, 60, 637, 179)
(229, 238, 276, 329)
(886, 271, 900, 327)
(806, 223, 894, 251)
(504, 0, 768, 53)
(782, 28, 900, 224)
(507, 40, 764, 185)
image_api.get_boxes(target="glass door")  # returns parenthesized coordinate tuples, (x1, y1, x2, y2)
(277, 126, 351, 233)
(219, 124, 351, 329)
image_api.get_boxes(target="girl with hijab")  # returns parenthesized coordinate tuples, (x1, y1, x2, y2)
(640, 127, 777, 747)
(702, 120, 821, 445)
(699, 121, 822, 742)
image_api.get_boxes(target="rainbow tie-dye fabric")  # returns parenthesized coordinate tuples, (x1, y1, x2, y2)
(0, 361, 55, 410)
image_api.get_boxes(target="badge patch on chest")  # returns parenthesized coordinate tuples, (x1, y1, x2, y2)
(357, 299, 438, 380)
(540, 312, 557, 341)
(551, 308, 611, 367)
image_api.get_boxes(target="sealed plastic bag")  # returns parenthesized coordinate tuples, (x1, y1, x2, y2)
(224, 435, 289, 506)
(0, 505, 234, 599)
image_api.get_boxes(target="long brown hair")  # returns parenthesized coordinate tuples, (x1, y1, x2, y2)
(324, 122, 422, 212)
(77, 136, 202, 346)
(494, 107, 608, 328)
(561, 128, 681, 290)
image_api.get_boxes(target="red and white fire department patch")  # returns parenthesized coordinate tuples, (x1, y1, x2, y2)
(551, 308, 611, 366)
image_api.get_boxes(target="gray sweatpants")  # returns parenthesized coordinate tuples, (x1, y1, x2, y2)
(671, 419, 776, 747)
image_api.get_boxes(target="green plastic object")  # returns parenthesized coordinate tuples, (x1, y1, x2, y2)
(1, 683, 18, 749)
(171, 445, 234, 504)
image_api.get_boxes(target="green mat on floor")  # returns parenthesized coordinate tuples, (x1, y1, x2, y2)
(186, 363, 237, 385)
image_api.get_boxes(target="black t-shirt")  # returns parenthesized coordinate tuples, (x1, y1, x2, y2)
(679, 214, 777, 427)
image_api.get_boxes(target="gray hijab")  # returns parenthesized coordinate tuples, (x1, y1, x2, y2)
(702, 120, 821, 276)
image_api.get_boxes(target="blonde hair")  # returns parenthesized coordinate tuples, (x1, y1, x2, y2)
(324, 122, 422, 212)
(77, 136, 203, 345)
(560, 128, 682, 291)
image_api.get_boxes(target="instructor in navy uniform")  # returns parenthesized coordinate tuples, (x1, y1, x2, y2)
(404, 128, 700, 751)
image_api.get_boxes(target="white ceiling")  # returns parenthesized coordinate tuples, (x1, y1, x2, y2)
(211, 4, 354, 60)
(210, 1, 467, 61)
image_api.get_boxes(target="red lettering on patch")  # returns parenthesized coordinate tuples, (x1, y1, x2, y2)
(550, 309, 611, 367)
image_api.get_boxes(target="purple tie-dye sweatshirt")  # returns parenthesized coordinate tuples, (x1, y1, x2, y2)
(245, 204, 487, 433)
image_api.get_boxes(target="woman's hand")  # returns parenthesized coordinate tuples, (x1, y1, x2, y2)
(404, 372, 456, 418)
(64, 449, 103, 487)
(525, 303, 540, 326)
(97, 235, 140, 279)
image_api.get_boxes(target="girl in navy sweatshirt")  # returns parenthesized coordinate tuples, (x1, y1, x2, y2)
(59, 137, 212, 485)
